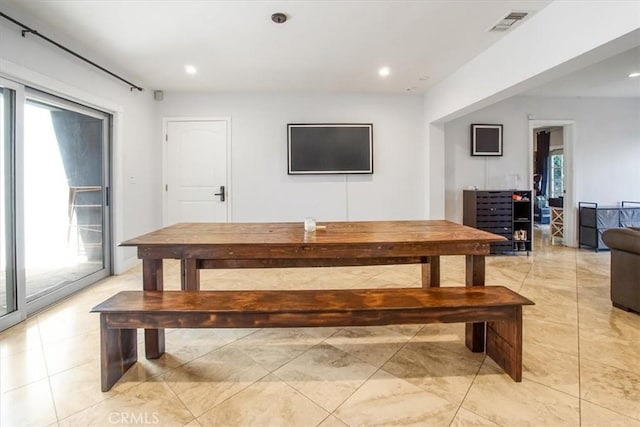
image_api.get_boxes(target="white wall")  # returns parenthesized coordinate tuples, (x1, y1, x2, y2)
(0, 19, 158, 273)
(156, 92, 425, 222)
(423, 1, 640, 218)
(444, 96, 640, 225)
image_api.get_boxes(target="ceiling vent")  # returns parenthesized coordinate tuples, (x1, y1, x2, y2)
(490, 11, 528, 32)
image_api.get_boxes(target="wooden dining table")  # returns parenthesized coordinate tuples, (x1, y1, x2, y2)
(121, 220, 506, 358)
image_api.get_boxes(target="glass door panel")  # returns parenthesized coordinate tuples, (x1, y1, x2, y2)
(1, 87, 17, 318)
(23, 97, 109, 302)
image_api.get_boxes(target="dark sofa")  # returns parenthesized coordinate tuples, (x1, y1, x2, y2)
(602, 227, 640, 313)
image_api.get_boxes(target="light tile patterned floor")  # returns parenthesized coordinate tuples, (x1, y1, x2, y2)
(1, 232, 639, 426)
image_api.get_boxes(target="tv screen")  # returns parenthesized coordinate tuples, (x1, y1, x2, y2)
(288, 124, 373, 174)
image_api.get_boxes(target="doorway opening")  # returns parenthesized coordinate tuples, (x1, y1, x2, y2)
(528, 120, 576, 247)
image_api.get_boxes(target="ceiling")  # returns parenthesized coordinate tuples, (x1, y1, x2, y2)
(0, 0, 554, 93)
(523, 46, 640, 98)
(2, 1, 638, 98)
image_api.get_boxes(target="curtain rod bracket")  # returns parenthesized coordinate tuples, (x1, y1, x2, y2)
(21, 29, 36, 37)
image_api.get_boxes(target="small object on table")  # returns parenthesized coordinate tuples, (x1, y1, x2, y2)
(304, 217, 316, 232)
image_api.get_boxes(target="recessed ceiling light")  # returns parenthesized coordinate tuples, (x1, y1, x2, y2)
(185, 64, 198, 75)
(378, 67, 390, 78)
(629, 72, 640, 78)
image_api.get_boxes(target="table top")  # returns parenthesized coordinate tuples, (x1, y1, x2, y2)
(122, 220, 505, 247)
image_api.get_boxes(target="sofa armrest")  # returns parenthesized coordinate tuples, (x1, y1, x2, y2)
(602, 228, 640, 254)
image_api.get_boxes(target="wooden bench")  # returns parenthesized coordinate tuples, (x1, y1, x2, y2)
(91, 286, 533, 391)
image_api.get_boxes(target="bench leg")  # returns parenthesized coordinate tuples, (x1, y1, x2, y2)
(486, 306, 523, 382)
(100, 314, 137, 392)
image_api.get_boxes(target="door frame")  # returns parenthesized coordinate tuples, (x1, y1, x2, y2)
(161, 117, 232, 226)
(528, 119, 577, 247)
(0, 77, 25, 331)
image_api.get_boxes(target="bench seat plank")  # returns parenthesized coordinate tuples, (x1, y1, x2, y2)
(92, 286, 533, 391)
(92, 287, 533, 313)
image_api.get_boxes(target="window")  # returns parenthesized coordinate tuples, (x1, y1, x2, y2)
(550, 153, 564, 198)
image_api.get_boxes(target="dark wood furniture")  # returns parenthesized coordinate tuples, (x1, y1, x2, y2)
(579, 201, 640, 251)
(92, 286, 534, 391)
(121, 220, 507, 358)
(463, 190, 533, 254)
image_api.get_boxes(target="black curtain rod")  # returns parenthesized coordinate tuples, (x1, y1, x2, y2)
(0, 11, 143, 92)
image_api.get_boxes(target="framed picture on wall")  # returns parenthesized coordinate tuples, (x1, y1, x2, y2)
(471, 124, 503, 156)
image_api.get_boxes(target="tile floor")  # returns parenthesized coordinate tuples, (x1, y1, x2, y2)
(1, 232, 639, 426)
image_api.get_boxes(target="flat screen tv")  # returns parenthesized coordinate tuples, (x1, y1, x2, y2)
(287, 124, 373, 174)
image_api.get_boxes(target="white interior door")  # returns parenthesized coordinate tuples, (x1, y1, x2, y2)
(165, 120, 228, 225)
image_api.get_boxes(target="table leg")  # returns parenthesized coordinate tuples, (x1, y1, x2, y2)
(421, 256, 440, 288)
(143, 259, 165, 359)
(465, 254, 486, 352)
(181, 259, 200, 291)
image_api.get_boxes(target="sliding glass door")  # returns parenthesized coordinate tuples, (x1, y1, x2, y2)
(23, 92, 111, 310)
(0, 80, 112, 332)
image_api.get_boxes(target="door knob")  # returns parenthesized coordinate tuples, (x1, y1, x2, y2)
(214, 185, 225, 202)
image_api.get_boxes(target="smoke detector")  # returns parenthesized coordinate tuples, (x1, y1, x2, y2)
(490, 11, 528, 32)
